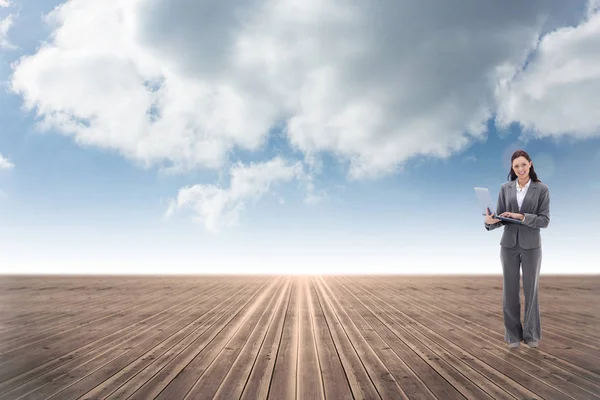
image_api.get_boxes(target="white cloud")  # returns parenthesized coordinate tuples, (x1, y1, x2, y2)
(10, 1, 277, 173)
(0, 0, 10, 8)
(0, 14, 15, 50)
(496, 3, 600, 139)
(10, 0, 599, 229)
(303, 179, 327, 205)
(588, 0, 600, 15)
(0, 152, 11, 199)
(9, 0, 587, 181)
(0, 153, 14, 169)
(165, 157, 305, 232)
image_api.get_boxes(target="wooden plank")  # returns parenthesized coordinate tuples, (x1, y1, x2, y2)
(383, 277, 600, 385)
(358, 277, 599, 400)
(0, 276, 180, 326)
(4, 280, 249, 400)
(335, 276, 535, 399)
(312, 277, 382, 399)
(0, 280, 235, 399)
(0, 281, 198, 353)
(0, 283, 216, 383)
(102, 278, 272, 400)
(330, 276, 497, 400)
(124, 277, 281, 399)
(392, 279, 600, 397)
(0, 276, 150, 306)
(366, 276, 598, 392)
(213, 278, 292, 400)
(375, 276, 600, 376)
(296, 277, 324, 400)
(424, 280, 600, 347)
(318, 277, 421, 399)
(180, 278, 291, 399)
(76, 280, 257, 400)
(0, 284, 165, 349)
(236, 277, 293, 400)
(266, 277, 299, 400)
(0, 274, 597, 400)
(305, 277, 353, 400)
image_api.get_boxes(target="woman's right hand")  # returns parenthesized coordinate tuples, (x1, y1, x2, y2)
(484, 207, 501, 224)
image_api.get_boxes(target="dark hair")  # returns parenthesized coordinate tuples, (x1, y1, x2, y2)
(507, 149, 541, 182)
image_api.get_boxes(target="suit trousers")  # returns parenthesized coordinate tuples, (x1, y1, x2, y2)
(500, 242, 542, 344)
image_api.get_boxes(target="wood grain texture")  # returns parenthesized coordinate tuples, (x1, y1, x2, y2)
(0, 274, 598, 400)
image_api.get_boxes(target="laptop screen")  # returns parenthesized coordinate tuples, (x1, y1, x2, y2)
(474, 187, 494, 216)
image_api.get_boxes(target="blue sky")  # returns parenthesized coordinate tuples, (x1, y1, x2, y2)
(1, 0, 599, 274)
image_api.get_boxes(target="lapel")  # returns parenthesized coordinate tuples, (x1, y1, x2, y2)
(509, 180, 519, 212)
(521, 180, 538, 212)
(510, 179, 538, 212)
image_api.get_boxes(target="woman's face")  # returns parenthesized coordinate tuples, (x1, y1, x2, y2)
(512, 156, 531, 179)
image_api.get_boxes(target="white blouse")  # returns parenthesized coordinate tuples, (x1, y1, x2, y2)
(516, 178, 531, 211)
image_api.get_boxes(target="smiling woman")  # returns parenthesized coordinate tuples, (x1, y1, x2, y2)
(484, 149, 550, 349)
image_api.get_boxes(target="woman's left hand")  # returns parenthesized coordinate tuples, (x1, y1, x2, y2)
(500, 211, 524, 220)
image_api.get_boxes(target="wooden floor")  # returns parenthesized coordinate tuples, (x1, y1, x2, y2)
(0, 275, 598, 400)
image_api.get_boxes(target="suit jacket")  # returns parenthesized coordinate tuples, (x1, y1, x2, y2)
(485, 179, 550, 249)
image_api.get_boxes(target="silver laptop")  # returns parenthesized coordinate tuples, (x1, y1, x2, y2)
(474, 187, 523, 224)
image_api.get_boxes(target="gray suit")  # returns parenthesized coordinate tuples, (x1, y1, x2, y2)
(485, 179, 550, 345)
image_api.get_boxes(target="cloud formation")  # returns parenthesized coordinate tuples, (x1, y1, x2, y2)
(0, 153, 14, 169)
(11, 0, 592, 180)
(165, 157, 305, 232)
(8, 0, 600, 230)
(496, 5, 600, 139)
(0, 14, 14, 49)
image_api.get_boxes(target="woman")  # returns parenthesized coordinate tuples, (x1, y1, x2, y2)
(484, 149, 550, 349)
